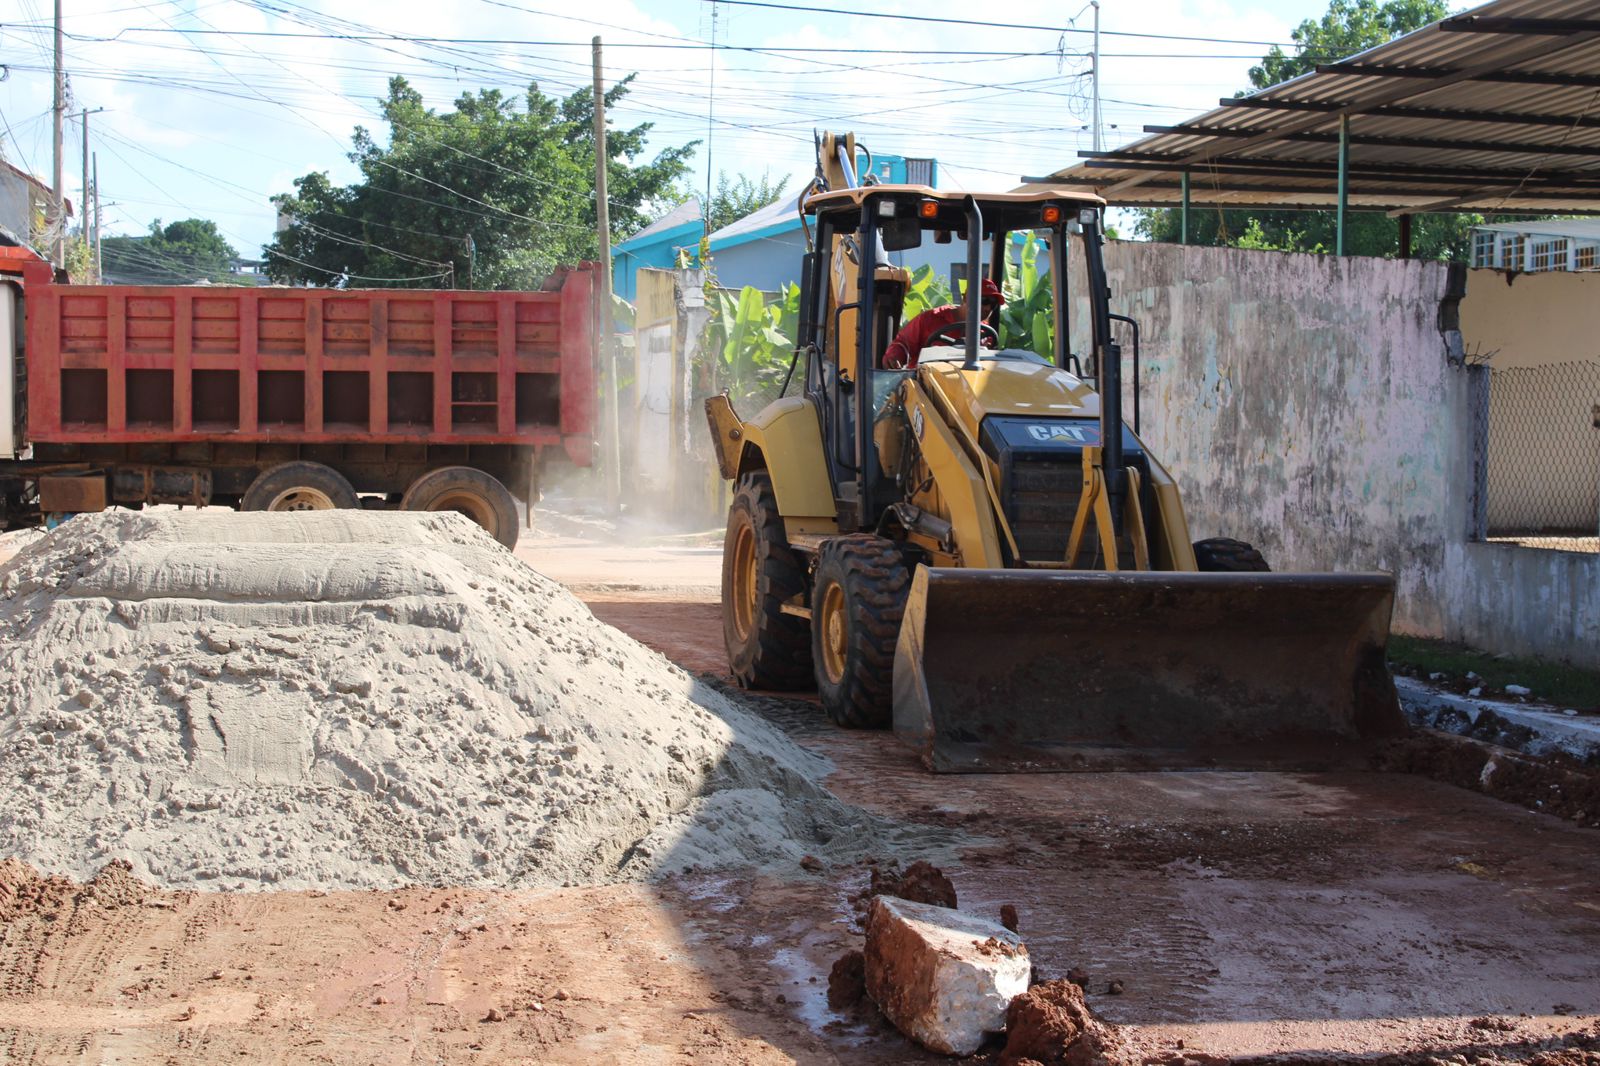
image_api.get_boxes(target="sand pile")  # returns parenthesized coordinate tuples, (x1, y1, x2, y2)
(0, 511, 910, 891)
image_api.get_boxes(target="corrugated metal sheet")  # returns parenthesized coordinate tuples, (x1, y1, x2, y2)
(1024, 0, 1600, 215)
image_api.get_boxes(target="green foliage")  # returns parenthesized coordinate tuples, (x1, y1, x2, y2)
(265, 75, 694, 289)
(102, 218, 239, 284)
(62, 234, 95, 283)
(1389, 635, 1600, 711)
(707, 283, 800, 400)
(901, 264, 952, 321)
(1249, 0, 1449, 89)
(997, 235, 1054, 356)
(701, 237, 1058, 399)
(700, 171, 790, 234)
(1138, 0, 1496, 261)
(1133, 203, 1511, 261)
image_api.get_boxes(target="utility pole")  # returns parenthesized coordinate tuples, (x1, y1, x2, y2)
(72, 107, 105, 279)
(52, 0, 66, 267)
(92, 152, 101, 281)
(79, 108, 90, 277)
(1091, 1, 1103, 154)
(592, 36, 622, 513)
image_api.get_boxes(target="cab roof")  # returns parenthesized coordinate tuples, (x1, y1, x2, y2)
(802, 184, 1105, 216)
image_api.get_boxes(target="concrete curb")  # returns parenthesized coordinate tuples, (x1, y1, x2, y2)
(1395, 676, 1600, 766)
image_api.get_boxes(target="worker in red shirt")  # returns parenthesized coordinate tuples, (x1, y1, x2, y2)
(882, 277, 1005, 370)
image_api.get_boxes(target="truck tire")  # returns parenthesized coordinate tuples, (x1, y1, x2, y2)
(1193, 537, 1271, 572)
(241, 461, 359, 512)
(811, 534, 911, 729)
(723, 471, 813, 691)
(401, 466, 520, 548)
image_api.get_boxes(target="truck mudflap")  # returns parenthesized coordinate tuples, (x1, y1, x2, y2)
(891, 567, 1407, 773)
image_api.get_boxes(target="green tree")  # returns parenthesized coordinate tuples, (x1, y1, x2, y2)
(701, 171, 790, 234)
(265, 76, 694, 289)
(1248, 0, 1450, 89)
(1134, 0, 1513, 261)
(102, 218, 239, 284)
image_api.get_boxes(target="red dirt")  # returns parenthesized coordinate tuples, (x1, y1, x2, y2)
(1380, 732, 1600, 829)
(869, 861, 958, 910)
(6, 528, 1600, 1063)
(1001, 979, 1127, 1066)
(1001, 904, 1020, 933)
(827, 950, 867, 1011)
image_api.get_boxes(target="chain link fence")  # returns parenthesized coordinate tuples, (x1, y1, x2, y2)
(1485, 360, 1600, 553)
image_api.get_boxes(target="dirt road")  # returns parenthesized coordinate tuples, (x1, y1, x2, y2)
(521, 523, 1600, 1061)
(1, 518, 1597, 1063)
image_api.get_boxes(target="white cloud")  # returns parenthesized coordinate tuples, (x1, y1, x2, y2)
(0, 0, 1315, 253)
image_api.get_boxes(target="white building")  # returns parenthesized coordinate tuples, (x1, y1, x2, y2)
(1470, 220, 1600, 273)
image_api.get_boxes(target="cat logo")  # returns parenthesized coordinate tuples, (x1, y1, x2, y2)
(1027, 424, 1095, 444)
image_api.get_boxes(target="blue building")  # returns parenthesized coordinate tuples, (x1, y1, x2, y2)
(704, 154, 956, 294)
(612, 154, 946, 301)
(611, 197, 703, 303)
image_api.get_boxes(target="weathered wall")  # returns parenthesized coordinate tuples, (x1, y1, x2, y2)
(1095, 242, 1600, 666)
(1442, 541, 1600, 666)
(1460, 267, 1600, 370)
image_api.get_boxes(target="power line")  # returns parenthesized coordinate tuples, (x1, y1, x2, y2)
(700, 0, 1300, 47)
(67, 28, 1061, 55)
(23, 1, 1301, 48)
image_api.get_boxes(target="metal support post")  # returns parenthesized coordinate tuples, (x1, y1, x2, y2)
(1336, 114, 1350, 257)
(1398, 213, 1412, 260)
(1180, 171, 1190, 246)
(1091, 1, 1102, 154)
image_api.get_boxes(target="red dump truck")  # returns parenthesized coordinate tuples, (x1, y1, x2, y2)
(0, 243, 597, 546)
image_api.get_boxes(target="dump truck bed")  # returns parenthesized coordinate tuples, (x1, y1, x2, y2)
(19, 268, 597, 461)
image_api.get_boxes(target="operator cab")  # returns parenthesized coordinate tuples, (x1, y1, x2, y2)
(794, 184, 1122, 529)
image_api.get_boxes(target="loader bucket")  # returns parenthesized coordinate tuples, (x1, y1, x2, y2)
(892, 567, 1406, 773)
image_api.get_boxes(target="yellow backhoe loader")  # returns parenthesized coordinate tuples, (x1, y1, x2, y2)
(705, 132, 1406, 772)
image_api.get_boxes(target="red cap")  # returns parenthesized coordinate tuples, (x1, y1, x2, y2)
(980, 277, 1004, 304)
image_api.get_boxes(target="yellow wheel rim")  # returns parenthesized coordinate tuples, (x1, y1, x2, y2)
(268, 488, 336, 511)
(424, 490, 498, 537)
(820, 580, 847, 685)
(730, 519, 758, 642)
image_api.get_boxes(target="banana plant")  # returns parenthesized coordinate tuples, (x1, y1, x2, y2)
(707, 284, 798, 400)
(901, 264, 953, 320)
(998, 234, 1054, 357)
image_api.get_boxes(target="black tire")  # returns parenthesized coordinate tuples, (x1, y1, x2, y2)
(811, 534, 912, 729)
(241, 461, 359, 513)
(1193, 537, 1271, 572)
(401, 466, 520, 548)
(722, 471, 813, 690)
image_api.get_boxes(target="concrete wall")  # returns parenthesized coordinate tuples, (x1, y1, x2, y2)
(1094, 241, 1600, 667)
(1460, 267, 1600, 370)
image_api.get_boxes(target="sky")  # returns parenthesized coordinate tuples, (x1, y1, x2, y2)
(0, 0, 1399, 270)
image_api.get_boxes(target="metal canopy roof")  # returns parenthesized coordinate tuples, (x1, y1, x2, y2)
(1023, 0, 1600, 216)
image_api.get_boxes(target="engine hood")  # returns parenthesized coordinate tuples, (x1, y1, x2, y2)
(915, 354, 1099, 440)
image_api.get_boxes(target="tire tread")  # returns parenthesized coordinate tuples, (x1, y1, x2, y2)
(724, 472, 813, 690)
(1193, 536, 1271, 573)
(812, 534, 911, 729)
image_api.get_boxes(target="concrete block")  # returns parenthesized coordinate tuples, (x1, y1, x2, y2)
(864, 894, 1030, 1055)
